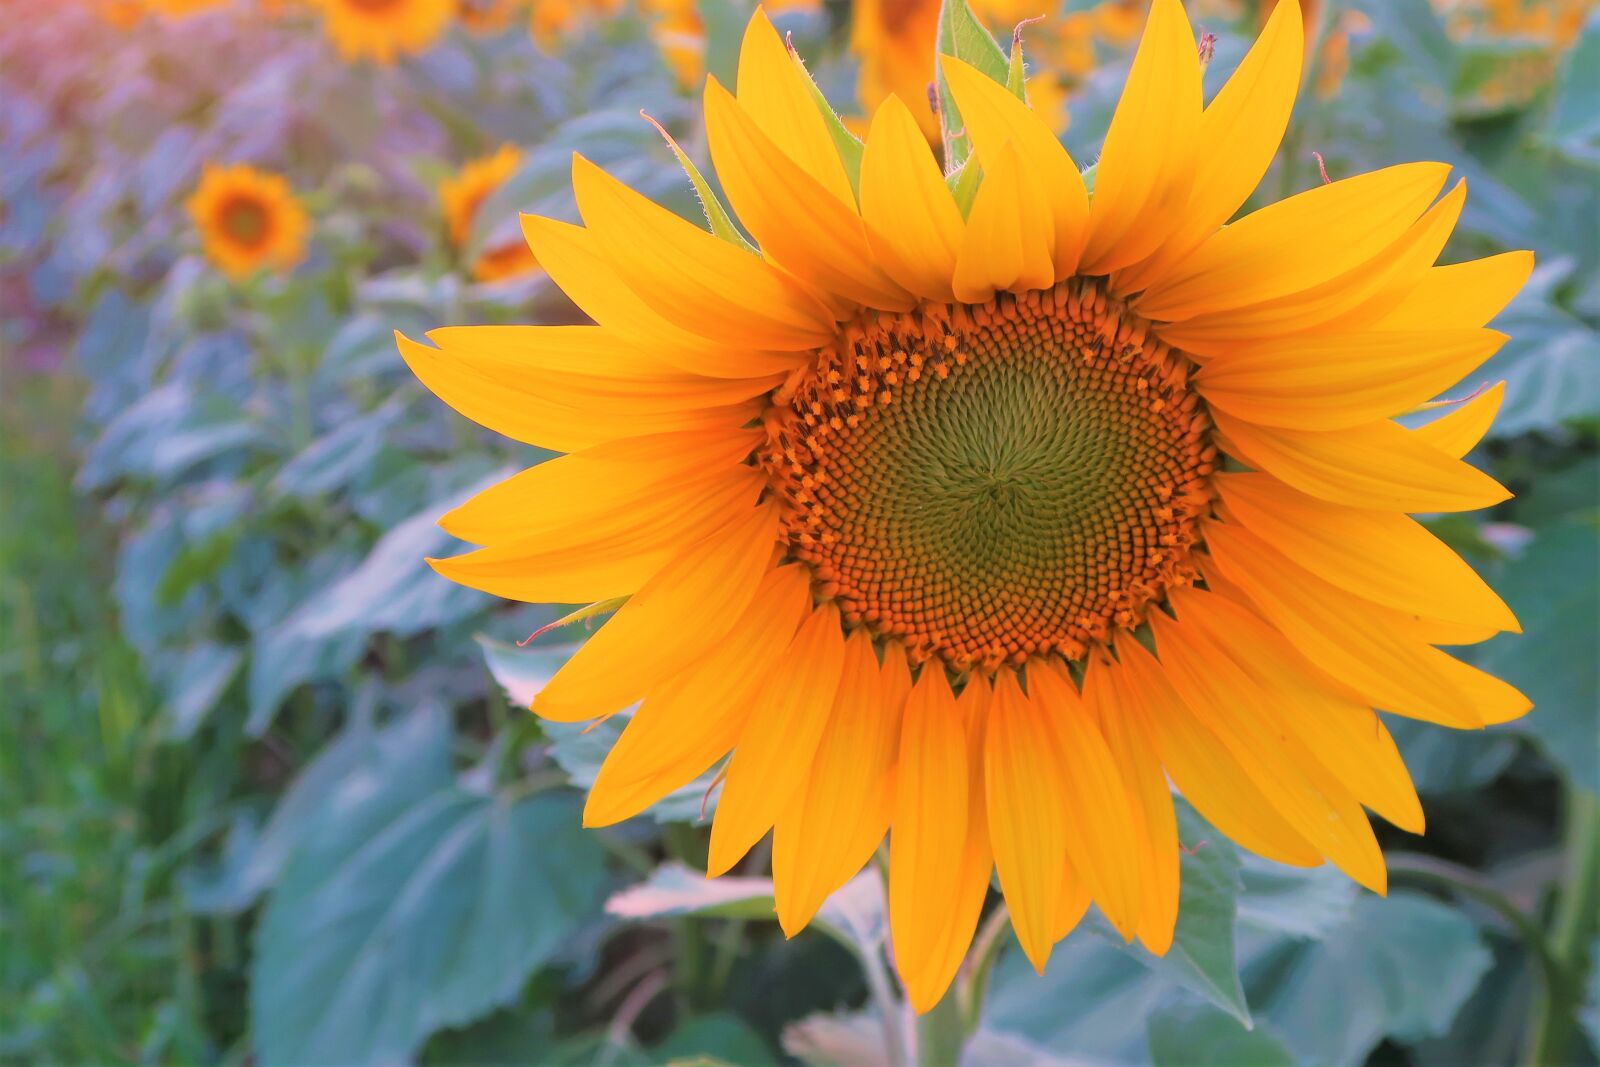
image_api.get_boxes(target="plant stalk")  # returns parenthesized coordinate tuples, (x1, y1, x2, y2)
(1524, 785, 1600, 1067)
(915, 984, 968, 1067)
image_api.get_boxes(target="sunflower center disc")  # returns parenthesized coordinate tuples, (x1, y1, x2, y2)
(219, 197, 269, 246)
(762, 281, 1216, 671)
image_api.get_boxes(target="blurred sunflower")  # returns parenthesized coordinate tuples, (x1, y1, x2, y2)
(457, 0, 522, 32)
(400, 0, 1533, 1010)
(851, 0, 1121, 139)
(314, 0, 453, 63)
(438, 145, 541, 282)
(146, 0, 230, 14)
(91, 0, 147, 27)
(186, 162, 309, 280)
(526, 0, 621, 47)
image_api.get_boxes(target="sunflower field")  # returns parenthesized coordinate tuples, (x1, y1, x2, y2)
(2, 0, 1598, 1064)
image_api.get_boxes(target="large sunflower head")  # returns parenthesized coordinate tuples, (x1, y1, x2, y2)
(314, 0, 453, 63)
(186, 162, 310, 280)
(400, 0, 1534, 1011)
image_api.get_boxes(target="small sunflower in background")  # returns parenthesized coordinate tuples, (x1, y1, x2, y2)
(90, 0, 147, 27)
(438, 144, 541, 283)
(526, 0, 622, 47)
(186, 163, 310, 281)
(146, 0, 230, 15)
(313, 0, 453, 63)
(402, 0, 1533, 1012)
(456, 0, 523, 33)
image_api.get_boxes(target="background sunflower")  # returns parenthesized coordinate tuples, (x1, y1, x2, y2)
(3, 1, 1597, 1065)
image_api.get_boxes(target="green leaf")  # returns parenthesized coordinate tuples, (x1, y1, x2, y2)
(1147, 1003, 1293, 1067)
(252, 761, 609, 1065)
(184, 708, 450, 914)
(1547, 12, 1600, 152)
(936, 0, 1011, 169)
(983, 802, 1249, 1059)
(1386, 716, 1517, 794)
(1241, 893, 1494, 1067)
(1481, 520, 1600, 791)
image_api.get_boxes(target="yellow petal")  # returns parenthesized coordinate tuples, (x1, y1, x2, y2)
(518, 215, 803, 379)
(1027, 660, 1142, 941)
(1409, 381, 1506, 458)
(583, 564, 813, 826)
(772, 629, 905, 935)
(1175, 587, 1425, 835)
(1082, 651, 1179, 955)
(1157, 180, 1467, 354)
(860, 94, 965, 302)
(1052, 854, 1093, 943)
(437, 427, 760, 545)
(704, 78, 912, 311)
(430, 467, 763, 603)
(940, 56, 1088, 276)
(708, 602, 848, 877)
(572, 155, 836, 350)
(1204, 522, 1483, 727)
(1213, 409, 1511, 513)
(395, 332, 762, 453)
(1151, 595, 1388, 893)
(1117, 638, 1323, 868)
(1372, 250, 1535, 330)
(1217, 472, 1520, 635)
(736, 8, 855, 204)
(532, 502, 780, 722)
(1114, 0, 1303, 294)
(1137, 162, 1451, 322)
(952, 140, 1055, 303)
(1196, 327, 1508, 430)
(1080, 0, 1201, 274)
(984, 668, 1067, 972)
(889, 668, 974, 1013)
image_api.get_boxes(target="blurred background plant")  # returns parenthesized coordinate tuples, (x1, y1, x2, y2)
(0, 0, 1595, 1064)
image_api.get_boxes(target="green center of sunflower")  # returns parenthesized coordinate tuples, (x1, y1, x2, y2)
(761, 280, 1216, 672)
(218, 197, 269, 247)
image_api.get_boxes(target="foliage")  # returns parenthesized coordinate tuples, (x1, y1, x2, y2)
(2, 0, 1597, 1065)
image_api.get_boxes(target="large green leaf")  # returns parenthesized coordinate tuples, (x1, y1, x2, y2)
(252, 754, 609, 1065)
(1546, 12, 1600, 154)
(984, 802, 1249, 1060)
(183, 708, 449, 914)
(1240, 893, 1494, 1067)
(1480, 520, 1600, 791)
(1147, 1003, 1292, 1067)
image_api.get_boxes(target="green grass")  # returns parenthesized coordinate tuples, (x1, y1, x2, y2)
(0, 369, 210, 1064)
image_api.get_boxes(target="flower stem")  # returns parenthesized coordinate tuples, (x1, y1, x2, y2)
(1524, 785, 1600, 1067)
(915, 983, 968, 1067)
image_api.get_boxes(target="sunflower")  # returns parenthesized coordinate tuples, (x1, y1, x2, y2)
(399, 0, 1534, 1010)
(852, 0, 1096, 140)
(91, 0, 147, 27)
(457, 0, 522, 33)
(146, 0, 229, 14)
(186, 163, 310, 281)
(314, 0, 453, 63)
(438, 145, 541, 282)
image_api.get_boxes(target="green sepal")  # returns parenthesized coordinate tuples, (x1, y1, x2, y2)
(1005, 24, 1029, 100)
(798, 62, 865, 201)
(935, 0, 1011, 170)
(643, 112, 757, 252)
(946, 159, 984, 219)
